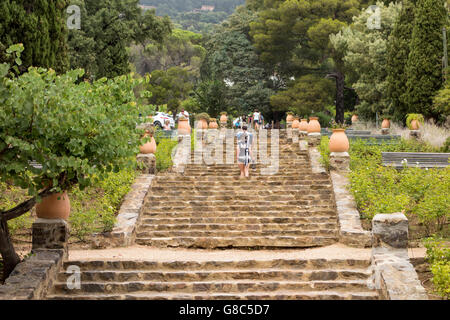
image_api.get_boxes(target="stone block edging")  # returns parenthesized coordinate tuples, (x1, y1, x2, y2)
(101, 174, 154, 247)
(330, 171, 371, 248)
(0, 250, 65, 300)
(371, 213, 428, 300)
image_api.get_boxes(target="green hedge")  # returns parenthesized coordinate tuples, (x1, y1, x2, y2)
(424, 237, 450, 299)
(319, 137, 449, 236)
(156, 138, 178, 172)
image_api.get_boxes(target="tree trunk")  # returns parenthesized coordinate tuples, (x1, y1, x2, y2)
(0, 218, 20, 282)
(327, 71, 345, 124)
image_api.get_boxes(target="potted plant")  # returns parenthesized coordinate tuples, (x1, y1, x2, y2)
(381, 115, 392, 129)
(36, 190, 71, 220)
(139, 129, 157, 154)
(177, 115, 191, 135)
(220, 112, 228, 124)
(195, 112, 210, 129)
(406, 113, 424, 130)
(286, 112, 294, 123)
(209, 118, 218, 129)
(299, 118, 309, 132)
(328, 121, 350, 153)
(292, 116, 300, 129)
(307, 116, 321, 133)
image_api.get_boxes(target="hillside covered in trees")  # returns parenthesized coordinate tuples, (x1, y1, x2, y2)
(139, 0, 245, 33)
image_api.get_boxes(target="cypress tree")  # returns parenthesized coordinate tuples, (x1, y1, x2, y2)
(0, 0, 69, 74)
(386, 0, 416, 122)
(405, 0, 447, 119)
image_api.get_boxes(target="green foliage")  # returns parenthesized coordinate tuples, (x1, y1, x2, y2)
(270, 75, 335, 117)
(155, 138, 178, 172)
(433, 78, 450, 118)
(386, 0, 416, 122)
(0, 48, 153, 202)
(318, 136, 449, 236)
(406, 113, 425, 129)
(139, 0, 245, 33)
(424, 237, 450, 299)
(193, 79, 228, 118)
(144, 67, 195, 114)
(0, 0, 69, 74)
(405, 0, 447, 118)
(318, 137, 331, 170)
(68, 0, 171, 80)
(201, 7, 274, 116)
(131, 28, 206, 79)
(69, 166, 137, 240)
(0, 181, 31, 235)
(347, 139, 448, 236)
(330, 1, 402, 120)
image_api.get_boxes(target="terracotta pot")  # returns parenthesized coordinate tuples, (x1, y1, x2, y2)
(307, 117, 321, 133)
(220, 114, 228, 123)
(178, 118, 191, 135)
(209, 120, 218, 129)
(299, 119, 308, 132)
(292, 118, 300, 129)
(382, 119, 391, 129)
(286, 114, 294, 123)
(411, 119, 420, 130)
(196, 119, 208, 130)
(351, 114, 358, 123)
(329, 129, 350, 153)
(139, 136, 157, 154)
(36, 191, 71, 220)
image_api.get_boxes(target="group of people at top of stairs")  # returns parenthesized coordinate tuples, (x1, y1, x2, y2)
(233, 109, 268, 130)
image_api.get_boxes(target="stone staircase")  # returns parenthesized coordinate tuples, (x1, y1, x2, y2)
(135, 130, 339, 249)
(45, 129, 379, 300)
(46, 256, 378, 300)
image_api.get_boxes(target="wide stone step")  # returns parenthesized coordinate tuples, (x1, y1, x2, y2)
(144, 207, 336, 215)
(135, 235, 338, 248)
(145, 200, 335, 208)
(137, 222, 337, 232)
(140, 216, 338, 225)
(52, 280, 369, 295)
(56, 268, 370, 283)
(149, 186, 332, 192)
(145, 195, 334, 202)
(47, 290, 379, 300)
(136, 228, 337, 239)
(154, 176, 330, 182)
(62, 259, 371, 271)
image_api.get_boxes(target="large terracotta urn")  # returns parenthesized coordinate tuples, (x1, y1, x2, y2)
(286, 113, 294, 123)
(36, 191, 71, 220)
(351, 114, 358, 123)
(292, 117, 300, 129)
(178, 118, 191, 135)
(411, 120, 420, 130)
(139, 136, 157, 154)
(209, 119, 218, 129)
(299, 119, 308, 132)
(197, 119, 208, 130)
(382, 119, 391, 129)
(220, 113, 228, 124)
(329, 129, 350, 153)
(307, 117, 321, 133)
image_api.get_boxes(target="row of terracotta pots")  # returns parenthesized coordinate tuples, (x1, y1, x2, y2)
(288, 116, 321, 134)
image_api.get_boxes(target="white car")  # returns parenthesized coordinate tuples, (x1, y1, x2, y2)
(153, 112, 175, 129)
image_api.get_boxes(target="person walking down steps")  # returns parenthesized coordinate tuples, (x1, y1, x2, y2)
(236, 125, 254, 178)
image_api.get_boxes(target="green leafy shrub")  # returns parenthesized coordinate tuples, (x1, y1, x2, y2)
(318, 137, 331, 170)
(69, 165, 137, 240)
(156, 138, 178, 172)
(329, 138, 449, 237)
(406, 113, 425, 129)
(424, 237, 450, 299)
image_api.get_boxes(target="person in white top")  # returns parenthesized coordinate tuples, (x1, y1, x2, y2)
(178, 108, 189, 120)
(253, 109, 261, 130)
